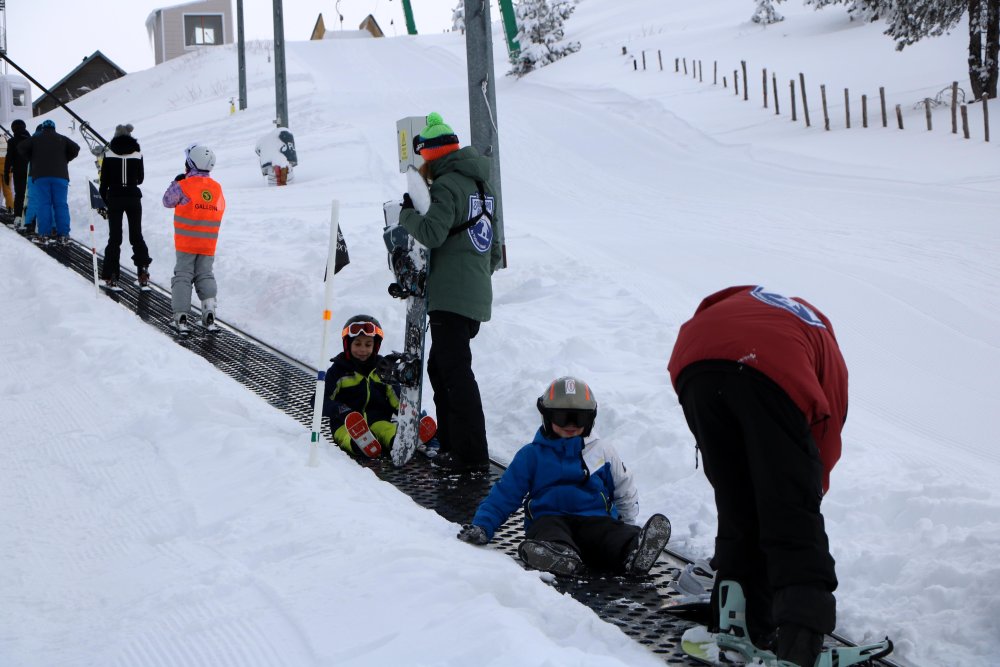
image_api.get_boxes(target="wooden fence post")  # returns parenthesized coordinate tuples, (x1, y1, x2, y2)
(880, 87, 888, 128)
(763, 68, 768, 108)
(961, 105, 970, 138)
(773, 73, 779, 115)
(683, 58, 688, 75)
(924, 98, 932, 131)
(734, 70, 739, 96)
(862, 94, 868, 128)
(741, 60, 749, 101)
(675, 57, 679, 73)
(642, 51, 647, 71)
(844, 88, 851, 129)
(723, 75, 728, 89)
(983, 93, 990, 142)
(820, 85, 830, 130)
(713, 61, 718, 85)
(895, 104, 904, 129)
(799, 73, 811, 127)
(698, 60, 703, 83)
(951, 81, 958, 133)
(790, 80, 798, 121)
(658, 50, 663, 71)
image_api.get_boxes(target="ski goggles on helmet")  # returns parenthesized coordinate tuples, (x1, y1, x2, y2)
(342, 321, 384, 338)
(548, 409, 596, 429)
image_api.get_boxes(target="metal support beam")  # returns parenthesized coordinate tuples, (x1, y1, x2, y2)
(401, 0, 418, 35)
(464, 0, 506, 266)
(236, 0, 247, 110)
(272, 0, 288, 127)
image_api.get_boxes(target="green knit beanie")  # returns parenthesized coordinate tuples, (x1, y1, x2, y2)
(420, 112, 454, 139)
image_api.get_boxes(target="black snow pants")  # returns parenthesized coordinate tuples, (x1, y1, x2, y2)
(528, 514, 640, 573)
(676, 362, 837, 641)
(101, 195, 150, 280)
(427, 310, 489, 466)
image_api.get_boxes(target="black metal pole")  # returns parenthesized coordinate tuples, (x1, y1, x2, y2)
(237, 0, 247, 110)
(464, 0, 505, 266)
(0, 53, 108, 151)
(272, 0, 288, 127)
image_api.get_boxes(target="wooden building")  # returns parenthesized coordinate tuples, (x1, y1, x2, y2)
(145, 0, 234, 66)
(32, 51, 126, 116)
(310, 13, 384, 40)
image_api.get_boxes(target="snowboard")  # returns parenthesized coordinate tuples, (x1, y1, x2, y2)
(380, 166, 431, 467)
(345, 411, 382, 458)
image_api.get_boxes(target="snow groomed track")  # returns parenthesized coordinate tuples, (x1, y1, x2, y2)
(21, 230, 896, 667)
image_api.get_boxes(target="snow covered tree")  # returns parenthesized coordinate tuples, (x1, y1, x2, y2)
(509, 0, 581, 77)
(452, 1, 466, 34)
(752, 0, 785, 24)
(804, 0, 999, 100)
(882, 0, 998, 99)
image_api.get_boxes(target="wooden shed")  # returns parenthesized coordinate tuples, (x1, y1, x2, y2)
(32, 51, 126, 116)
(145, 0, 234, 66)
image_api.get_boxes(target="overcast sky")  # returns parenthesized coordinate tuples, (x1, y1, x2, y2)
(4, 0, 465, 97)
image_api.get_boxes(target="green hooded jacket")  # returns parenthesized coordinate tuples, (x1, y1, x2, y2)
(400, 146, 503, 322)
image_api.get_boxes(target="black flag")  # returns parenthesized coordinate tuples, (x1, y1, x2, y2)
(325, 227, 350, 280)
(88, 180, 106, 210)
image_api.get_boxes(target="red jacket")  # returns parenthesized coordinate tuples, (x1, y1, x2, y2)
(667, 285, 848, 492)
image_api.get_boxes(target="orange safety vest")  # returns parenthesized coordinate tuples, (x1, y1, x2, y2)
(173, 176, 226, 256)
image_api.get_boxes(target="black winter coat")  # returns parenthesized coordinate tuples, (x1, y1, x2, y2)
(18, 127, 80, 180)
(322, 352, 400, 432)
(99, 135, 144, 201)
(4, 128, 31, 180)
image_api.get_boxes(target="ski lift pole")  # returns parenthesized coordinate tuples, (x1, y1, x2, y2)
(308, 200, 343, 467)
(0, 54, 109, 155)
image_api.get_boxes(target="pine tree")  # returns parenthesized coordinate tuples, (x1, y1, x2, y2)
(509, 0, 582, 77)
(452, 1, 466, 34)
(751, 0, 785, 24)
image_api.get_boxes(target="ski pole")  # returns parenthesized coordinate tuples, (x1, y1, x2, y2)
(308, 199, 342, 467)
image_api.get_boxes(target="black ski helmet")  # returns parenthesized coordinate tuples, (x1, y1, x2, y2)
(537, 376, 598, 438)
(341, 314, 384, 358)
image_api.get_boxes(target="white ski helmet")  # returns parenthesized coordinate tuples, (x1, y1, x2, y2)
(186, 144, 216, 171)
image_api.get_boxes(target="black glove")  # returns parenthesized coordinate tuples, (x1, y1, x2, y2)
(457, 524, 489, 545)
(96, 208, 108, 219)
(401, 193, 414, 210)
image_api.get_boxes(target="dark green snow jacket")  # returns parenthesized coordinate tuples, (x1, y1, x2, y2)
(399, 146, 502, 322)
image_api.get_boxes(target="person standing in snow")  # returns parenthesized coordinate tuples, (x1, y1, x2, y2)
(456, 376, 671, 577)
(667, 285, 847, 667)
(398, 112, 503, 473)
(4, 119, 31, 223)
(17, 119, 79, 244)
(162, 144, 226, 335)
(99, 124, 151, 290)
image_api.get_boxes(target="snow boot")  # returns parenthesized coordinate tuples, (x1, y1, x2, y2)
(201, 297, 218, 332)
(172, 313, 191, 337)
(776, 625, 823, 667)
(102, 278, 122, 293)
(625, 513, 671, 575)
(345, 411, 381, 458)
(136, 266, 151, 290)
(518, 540, 583, 577)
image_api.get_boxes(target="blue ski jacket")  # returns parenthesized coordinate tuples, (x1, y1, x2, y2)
(470, 428, 638, 541)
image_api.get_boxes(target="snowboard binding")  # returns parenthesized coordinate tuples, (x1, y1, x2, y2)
(377, 351, 422, 387)
(387, 246, 426, 299)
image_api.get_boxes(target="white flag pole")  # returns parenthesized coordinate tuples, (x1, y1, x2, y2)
(87, 194, 100, 295)
(308, 199, 342, 467)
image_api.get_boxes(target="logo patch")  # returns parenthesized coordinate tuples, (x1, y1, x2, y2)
(750, 286, 826, 328)
(201, 190, 213, 202)
(467, 193, 495, 254)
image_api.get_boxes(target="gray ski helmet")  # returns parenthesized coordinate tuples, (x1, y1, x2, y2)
(341, 314, 384, 358)
(186, 144, 216, 171)
(537, 376, 598, 437)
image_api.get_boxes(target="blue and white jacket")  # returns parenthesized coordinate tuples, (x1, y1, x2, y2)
(471, 428, 639, 541)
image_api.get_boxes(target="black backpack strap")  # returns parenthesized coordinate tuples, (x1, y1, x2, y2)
(448, 181, 493, 237)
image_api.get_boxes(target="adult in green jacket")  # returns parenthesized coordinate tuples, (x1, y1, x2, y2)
(399, 112, 503, 472)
